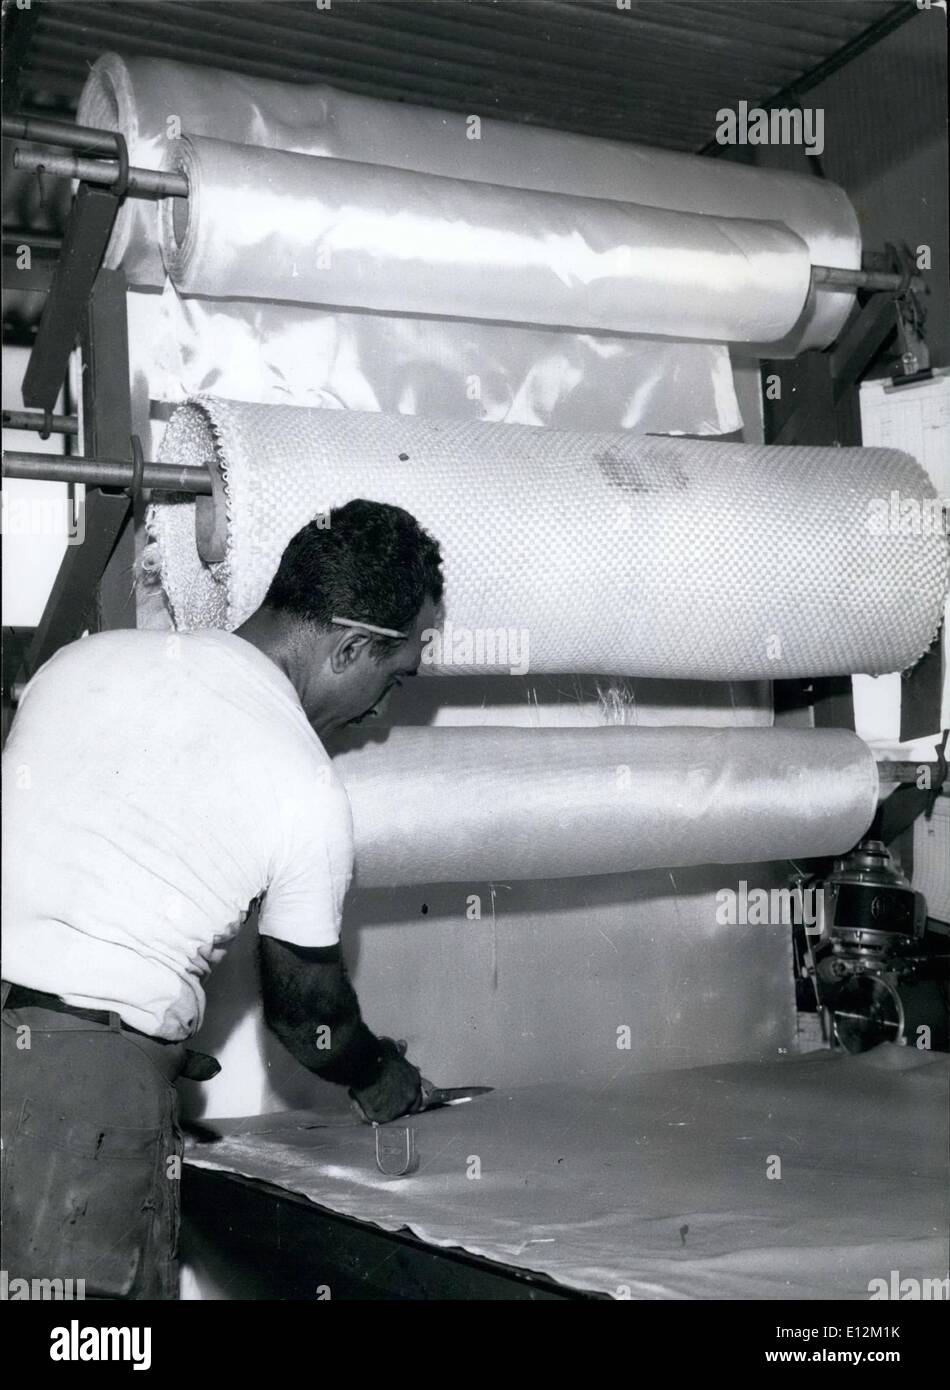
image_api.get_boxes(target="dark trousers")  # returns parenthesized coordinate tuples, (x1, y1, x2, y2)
(1, 986, 185, 1299)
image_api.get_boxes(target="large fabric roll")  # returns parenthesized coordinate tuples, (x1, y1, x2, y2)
(161, 136, 813, 346)
(148, 396, 948, 680)
(87, 54, 743, 437)
(333, 727, 878, 887)
(78, 53, 859, 352)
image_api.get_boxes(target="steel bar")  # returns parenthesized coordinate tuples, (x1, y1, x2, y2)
(829, 293, 900, 403)
(11, 267, 139, 679)
(2, 409, 79, 436)
(22, 183, 121, 413)
(813, 265, 924, 294)
(13, 147, 189, 199)
(79, 268, 137, 633)
(877, 762, 949, 787)
(2, 111, 123, 156)
(3, 449, 213, 494)
(2, 228, 63, 252)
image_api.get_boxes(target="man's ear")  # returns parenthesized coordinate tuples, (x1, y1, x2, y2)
(329, 629, 372, 674)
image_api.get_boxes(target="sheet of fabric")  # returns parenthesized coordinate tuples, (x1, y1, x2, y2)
(148, 396, 948, 679)
(161, 137, 812, 346)
(127, 286, 742, 442)
(78, 53, 858, 352)
(361, 673, 774, 730)
(184, 1046, 949, 1300)
(333, 727, 877, 888)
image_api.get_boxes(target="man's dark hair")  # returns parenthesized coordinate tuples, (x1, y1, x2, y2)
(264, 498, 444, 657)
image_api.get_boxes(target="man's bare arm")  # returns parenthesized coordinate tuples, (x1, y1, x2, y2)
(259, 937, 384, 1085)
(259, 937, 421, 1119)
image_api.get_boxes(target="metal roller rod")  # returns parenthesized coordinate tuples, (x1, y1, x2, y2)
(7, 123, 921, 294)
(2, 228, 63, 251)
(3, 450, 213, 494)
(812, 265, 924, 293)
(2, 112, 124, 157)
(3, 409, 79, 436)
(880, 761, 949, 786)
(13, 147, 188, 200)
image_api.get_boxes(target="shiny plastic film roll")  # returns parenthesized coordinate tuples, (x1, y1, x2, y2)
(85, 55, 743, 435)
(148, 396, 949, 680)
(333, 727, 879, 887)
(78, 52, 859, 351)
(160, 136, 814, 346)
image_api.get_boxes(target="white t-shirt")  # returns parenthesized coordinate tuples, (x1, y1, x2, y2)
(2, 629, 354, 1041)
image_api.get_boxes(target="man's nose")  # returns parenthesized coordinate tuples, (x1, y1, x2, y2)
(374, 685, 396, 717)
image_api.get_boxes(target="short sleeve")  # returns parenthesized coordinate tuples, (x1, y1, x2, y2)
(258, 771, 355, 949)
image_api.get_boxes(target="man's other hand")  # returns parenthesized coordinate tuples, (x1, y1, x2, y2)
(350, 1037, 422, 1123)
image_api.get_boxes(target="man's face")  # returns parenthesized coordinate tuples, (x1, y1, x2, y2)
(302, 600, 435, 736)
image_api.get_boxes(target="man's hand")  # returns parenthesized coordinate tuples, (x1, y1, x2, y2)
(350, 1037, 422, 1123)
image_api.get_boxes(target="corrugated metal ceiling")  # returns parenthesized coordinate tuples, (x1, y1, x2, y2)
(7, 0, 909, 152)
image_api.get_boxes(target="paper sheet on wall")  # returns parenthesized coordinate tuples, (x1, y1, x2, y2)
(854, 371, 950, 761)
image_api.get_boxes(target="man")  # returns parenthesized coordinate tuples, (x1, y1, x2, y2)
(1, 497, 444, 1299)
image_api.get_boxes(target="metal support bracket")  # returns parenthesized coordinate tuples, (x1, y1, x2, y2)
(21, 183, 121, 413)
(17, 269, 134, 684)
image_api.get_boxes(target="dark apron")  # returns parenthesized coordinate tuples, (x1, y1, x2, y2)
(1, 980, 218, 1300)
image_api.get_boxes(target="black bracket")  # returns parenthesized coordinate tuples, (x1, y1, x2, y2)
(880, 241, 931, 388)
(17, 269, 135, 685)
(22, 182, 122, 414)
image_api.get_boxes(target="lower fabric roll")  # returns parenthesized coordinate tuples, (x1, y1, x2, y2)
(333, 727, 878, 887)
(160, 136, 813, 346)
(149, 395, 948, 679)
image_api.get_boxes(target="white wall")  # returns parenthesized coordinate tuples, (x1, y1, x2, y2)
(1, 347, 73, 627)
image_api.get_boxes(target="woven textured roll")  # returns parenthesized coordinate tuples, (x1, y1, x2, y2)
(146, 394, 945, 681)
(149, 397, 947, 680)
(160, 136, 813, 345)
(78, 53, 858, 351)
(333, 727, 879, 887)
